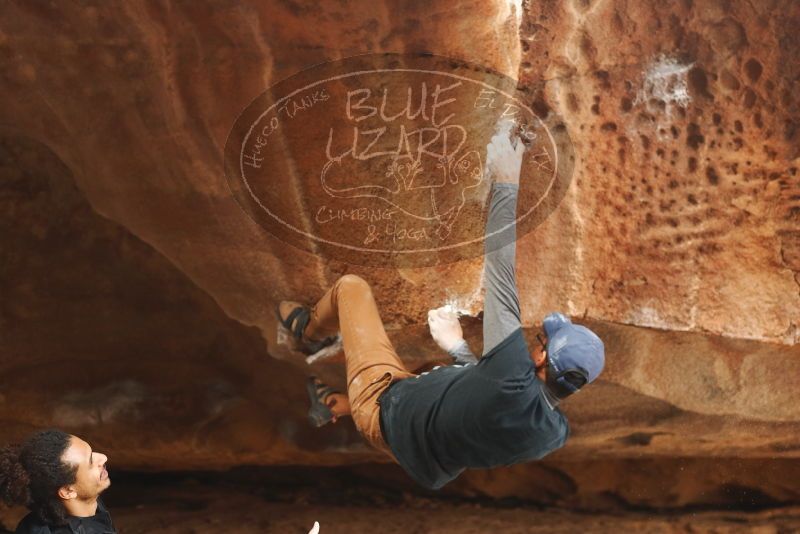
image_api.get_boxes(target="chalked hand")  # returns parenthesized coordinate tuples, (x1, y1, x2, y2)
(428, 305, 464, 353)
(486, 120, 525, 185)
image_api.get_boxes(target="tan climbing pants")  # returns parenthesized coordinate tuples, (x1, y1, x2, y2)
(305, 274, 415, 461)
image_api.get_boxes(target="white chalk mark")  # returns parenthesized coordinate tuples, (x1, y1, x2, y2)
(277, 323, 289, 346)
(636, 55, 694, 109)
(305, 335, 343, 364)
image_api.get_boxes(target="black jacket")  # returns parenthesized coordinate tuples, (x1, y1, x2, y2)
(14, 499, 115, 534)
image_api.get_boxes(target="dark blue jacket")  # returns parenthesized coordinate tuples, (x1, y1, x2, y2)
(14, 499, 115, 534)
(380, 328, 569, 490)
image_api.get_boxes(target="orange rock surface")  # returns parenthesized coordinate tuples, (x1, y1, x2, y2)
(1, 0, 799, 513)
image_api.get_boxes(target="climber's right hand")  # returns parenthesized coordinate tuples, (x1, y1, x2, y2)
(486, 120, 525, 185)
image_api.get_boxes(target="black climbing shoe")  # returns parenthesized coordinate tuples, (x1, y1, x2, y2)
(306, 376, 341, 427)
(277, 301, 338, 355)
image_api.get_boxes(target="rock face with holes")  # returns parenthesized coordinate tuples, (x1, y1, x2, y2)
(517, 0, 800, 345)
(1, 0, 799, 514)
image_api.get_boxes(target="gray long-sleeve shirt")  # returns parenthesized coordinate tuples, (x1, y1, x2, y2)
(448, 182, 522, 363)
(379, 182, 569, 490)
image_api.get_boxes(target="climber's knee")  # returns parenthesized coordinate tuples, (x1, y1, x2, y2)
(336, 274, 371, 294)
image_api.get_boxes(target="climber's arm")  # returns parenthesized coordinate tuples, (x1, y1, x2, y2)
(482, 183, 521, 355)
(426, 182, 520, 362)
(428, 307, 478, 364)
(447, 338, 478, 364)
(426, 127, 524, 362)
(481, 129, 524, 356)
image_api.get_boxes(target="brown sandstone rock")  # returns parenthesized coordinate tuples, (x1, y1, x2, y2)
(0, 0, 799, 514)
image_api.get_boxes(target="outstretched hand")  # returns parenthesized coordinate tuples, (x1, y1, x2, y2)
(486, 121, 525, 185)
(428, 306, 464, 353)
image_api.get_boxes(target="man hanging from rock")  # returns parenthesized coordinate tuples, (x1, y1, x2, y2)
(278, 122, 605, 490)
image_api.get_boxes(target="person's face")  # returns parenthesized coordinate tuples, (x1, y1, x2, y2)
(59, 436, 110, 501)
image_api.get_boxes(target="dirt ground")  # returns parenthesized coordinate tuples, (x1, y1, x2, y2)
(108, 497, 800, 534)
(4, 468, 796, 534)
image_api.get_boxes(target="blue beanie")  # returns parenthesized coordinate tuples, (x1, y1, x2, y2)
(542, 312, 605, 396)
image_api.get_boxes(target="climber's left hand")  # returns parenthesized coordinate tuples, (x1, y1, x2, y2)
(428, 306, 464, 353)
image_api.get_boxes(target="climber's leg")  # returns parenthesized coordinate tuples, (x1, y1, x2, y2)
(304, 274, 415, 458)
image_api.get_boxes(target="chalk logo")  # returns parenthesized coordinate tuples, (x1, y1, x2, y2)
(224, 53, 573, 267)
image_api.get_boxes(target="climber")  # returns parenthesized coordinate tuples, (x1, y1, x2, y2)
(0, 429, 115, 533)
(278, 122, 605, 489)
